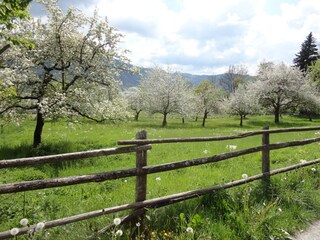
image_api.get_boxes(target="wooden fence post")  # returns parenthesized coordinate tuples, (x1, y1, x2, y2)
(133, 130, 148, 234)
(262, 126, 270, 195)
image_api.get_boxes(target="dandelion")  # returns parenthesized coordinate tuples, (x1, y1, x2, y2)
(278, 208, 282, 212)
(300, 159, 307, 163)
(113, 218, 121, 226)
(20, 218, 29, 226)
(186, 227, 194, 234)
(203, 149, 209, 154)
(124, 179, 128, 183)
(311, 168, 317, 172)
(35, 222, 45, 232)
(315, 131, 320, 135)
(45, 231, 51, 238)
(136, 222, 140, 227)
(242, 173, 248, 179)
(156, 177, 161, 182)
(226, 145, 237, 151)
(10, 228, 19, 236)
(115, 229, 123, 236)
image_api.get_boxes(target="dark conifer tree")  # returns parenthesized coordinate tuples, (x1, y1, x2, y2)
(293, 32, 319, 72)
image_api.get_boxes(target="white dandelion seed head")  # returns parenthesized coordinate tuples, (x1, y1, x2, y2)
(35, 222, 45, 232)
(115, 229, 123, 236)
(278, 208, 282, 212)
(300, 159, 307, 163)
(20, 218, 29, 226)
(311, 168, 317, 172)
(113, 218, 121, 226)
(10, 228, 19, 236)
(136, 222, 140, 227)
(226, 145, 237, 151)
(156, 177, 161, 181)
(203, 149, 209, 154)
(186, 227, 194, 234)
(242, 174, 248, 179)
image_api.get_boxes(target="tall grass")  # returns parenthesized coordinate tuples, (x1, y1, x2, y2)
(0, 115, 319, 239)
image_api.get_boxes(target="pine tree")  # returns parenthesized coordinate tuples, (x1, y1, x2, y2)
(293, 32, 319, 72)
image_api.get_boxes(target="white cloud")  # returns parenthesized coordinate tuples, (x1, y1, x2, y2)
(31, 0, 320, 75)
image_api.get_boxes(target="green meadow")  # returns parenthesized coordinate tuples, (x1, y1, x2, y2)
(0, 115, 320, 239)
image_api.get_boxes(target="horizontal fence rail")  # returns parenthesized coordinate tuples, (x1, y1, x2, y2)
(1, 136, 320, 194)
(0, 145, 152, 169)
(1, 126, 320, 239)
(0, 158, 319, 239)
(118, 126, 320, 145)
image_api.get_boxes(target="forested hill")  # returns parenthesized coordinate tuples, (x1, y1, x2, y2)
(120, 66, 224, 89)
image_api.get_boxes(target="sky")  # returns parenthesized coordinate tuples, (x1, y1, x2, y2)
(30, 0, 320, 75)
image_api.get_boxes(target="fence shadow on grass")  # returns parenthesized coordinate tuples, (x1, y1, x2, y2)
(0, 141, 97, 177)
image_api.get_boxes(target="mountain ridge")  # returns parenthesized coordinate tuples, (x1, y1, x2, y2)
(120, 66, 224, 89)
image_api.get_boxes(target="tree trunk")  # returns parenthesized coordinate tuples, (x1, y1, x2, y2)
(308, 115, 312, 121)
(240, 115, 243, 127)
(202, 110, 207, 127)
(134, 110, 141, 121)
(274, 108, 280, 124)
(195, 116, 198, 122)
(33, 110, 44, 147)
(162, 113, 167, 127)
(0, 124, 3, 134)
(182, 117, 185, 124)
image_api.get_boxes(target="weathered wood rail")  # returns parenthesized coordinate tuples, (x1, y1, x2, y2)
(0, 126, 320, 239)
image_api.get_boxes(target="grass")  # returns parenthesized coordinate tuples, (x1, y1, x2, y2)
(0, 114, 320, 239)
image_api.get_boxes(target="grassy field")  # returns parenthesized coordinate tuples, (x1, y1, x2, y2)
(0, 114, 320, 239)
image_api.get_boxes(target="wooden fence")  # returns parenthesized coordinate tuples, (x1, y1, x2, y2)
(1, 126, 320, 239)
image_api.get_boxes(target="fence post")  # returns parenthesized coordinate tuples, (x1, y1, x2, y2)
(262, 126, 270, 195)
(133, 130, 148, 233)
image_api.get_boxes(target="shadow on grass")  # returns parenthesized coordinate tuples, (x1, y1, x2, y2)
(0, 141, 102, 177)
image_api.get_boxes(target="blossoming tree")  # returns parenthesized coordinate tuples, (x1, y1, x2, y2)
(194, 80, 225, 127)
(253, 62, 309, 123)
(140, 66, 191, 127)
(0, 0, 130, 146)
(224, 83, 260, 126)
(123, 86, 146, 121)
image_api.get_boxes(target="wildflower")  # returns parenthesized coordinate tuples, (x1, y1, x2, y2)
(20, 218, 29, 226)
(136, 222, 141, 227)
(278, 208, 282, 212)
(113, 218, 121, 226)
(124, 179, 128, 183)
(203, 149, 209, 154)
(242, 173, 248, 179)
(300, 159, 307, 163)
(315, 131, 320, 135)
(10, 228, 19, 236)
(226, 145, 237, 151)
(186, 227, 194, 234)
(115, 229, 123, 236)
(35, 222, 45, 232)
(156, 177, 161, 182)
(45, 231, 51, 238)
(311, 168, 317, 172)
